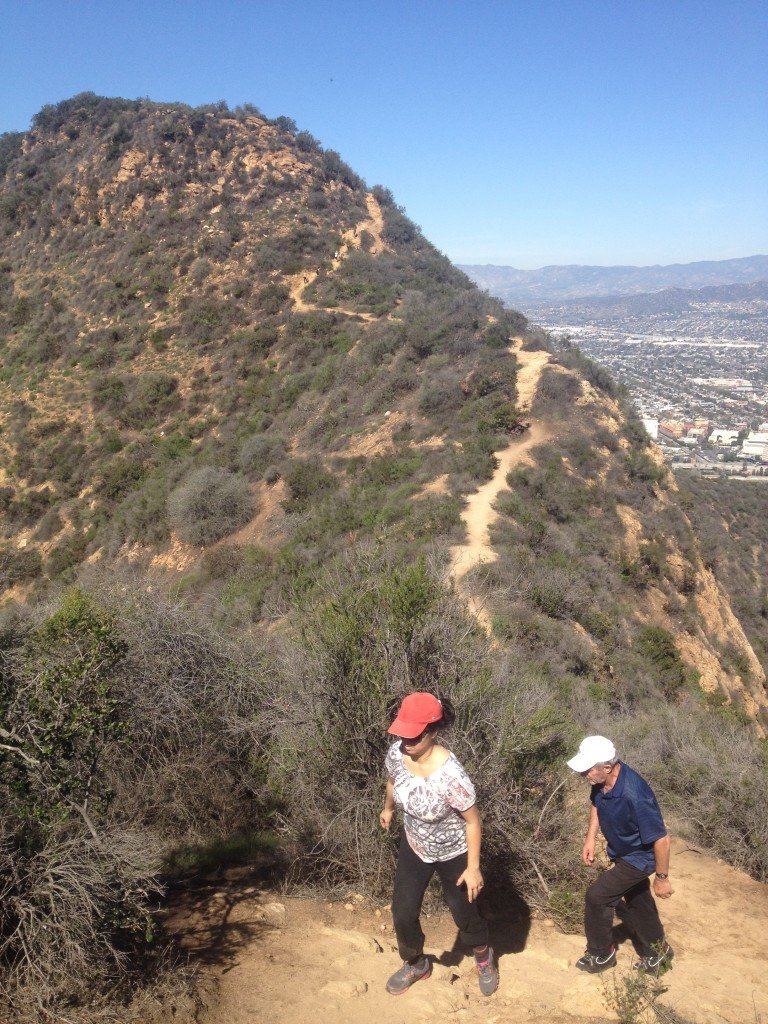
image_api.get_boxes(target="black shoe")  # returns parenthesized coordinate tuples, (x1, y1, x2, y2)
(576, 947, 617, 974)
(633, 942, 674, 974)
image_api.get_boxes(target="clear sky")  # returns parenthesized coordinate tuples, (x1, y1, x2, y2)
(1, 0, 766, 268)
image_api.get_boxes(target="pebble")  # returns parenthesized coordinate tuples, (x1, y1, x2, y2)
(344, 903, 355, 911)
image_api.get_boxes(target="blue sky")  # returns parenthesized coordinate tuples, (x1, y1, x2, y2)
(1, 0, 766, 268)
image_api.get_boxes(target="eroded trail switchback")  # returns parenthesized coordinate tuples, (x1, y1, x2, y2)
(449, 344, 553, 622)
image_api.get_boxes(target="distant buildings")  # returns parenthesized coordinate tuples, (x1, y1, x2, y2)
(739, 431, 768, 461)
(642, 417, 659, 440)
(710, 428, 740, 446)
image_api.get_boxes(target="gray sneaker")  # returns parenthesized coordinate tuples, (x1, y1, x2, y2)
(385, 956, 432, 994)
(474, 946, 499, 996)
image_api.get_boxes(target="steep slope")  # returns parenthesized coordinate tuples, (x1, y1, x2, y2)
(0, 94, 524, 602)
(1, 96, 768, 1024)
(166, 836, 768, 1024)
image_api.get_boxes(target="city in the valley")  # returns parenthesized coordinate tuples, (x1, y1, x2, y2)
(522, 287, 768, 478)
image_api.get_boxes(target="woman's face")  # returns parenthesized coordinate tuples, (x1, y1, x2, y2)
(399, 727, 435, 759)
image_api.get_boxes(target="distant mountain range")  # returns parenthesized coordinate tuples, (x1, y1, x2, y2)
(459, 255, 768, 306)
(523, 279, 768, 321)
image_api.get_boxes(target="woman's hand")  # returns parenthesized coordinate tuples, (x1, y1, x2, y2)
(457, 865, 484, 903)
(379, 807, 394, 830)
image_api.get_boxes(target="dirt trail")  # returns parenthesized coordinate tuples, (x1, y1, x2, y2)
(449, 345, 553, 594)
(287, 192, 385, 318)
(165, 838, 768, 1024)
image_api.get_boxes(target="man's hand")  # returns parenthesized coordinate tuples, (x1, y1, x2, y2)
(457, 866, 484, 903)
(582, 838, 596, 866)
(653, 876, 673, 899)
(379, 807, 393, 830)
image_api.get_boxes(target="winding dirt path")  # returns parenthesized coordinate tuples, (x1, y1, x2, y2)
(287, 192, 385, 318)
(449, 345, 553, 590)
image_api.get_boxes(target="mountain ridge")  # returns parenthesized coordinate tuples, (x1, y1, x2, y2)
(460, 255, 768, 304)
(1, 94, 767, 1024)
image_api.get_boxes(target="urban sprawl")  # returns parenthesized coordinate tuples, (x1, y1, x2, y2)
(531, 296, 768, 479)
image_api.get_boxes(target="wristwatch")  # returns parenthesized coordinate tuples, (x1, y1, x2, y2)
(655, 872, 669, 879)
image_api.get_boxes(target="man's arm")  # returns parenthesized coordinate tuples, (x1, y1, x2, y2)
(652, 833, 673, 898)
(582, 804, 599, 865)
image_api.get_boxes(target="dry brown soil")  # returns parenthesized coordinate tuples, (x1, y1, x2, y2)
(163, 838, 768, 1024)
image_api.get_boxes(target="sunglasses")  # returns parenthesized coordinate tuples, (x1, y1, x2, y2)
(399, 727, 430, 744)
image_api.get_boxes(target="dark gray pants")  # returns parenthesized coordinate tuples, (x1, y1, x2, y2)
(585, 858, 665, 957)
(391, 833, 489, 962)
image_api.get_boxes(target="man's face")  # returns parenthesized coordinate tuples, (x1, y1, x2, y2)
(582, 762, 613, 785)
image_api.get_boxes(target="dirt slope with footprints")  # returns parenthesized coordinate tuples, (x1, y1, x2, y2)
(161, 342, 768, 1024)
(164, 837, 768, 1024)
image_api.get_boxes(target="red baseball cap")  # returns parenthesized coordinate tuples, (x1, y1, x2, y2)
(388, 692, 444, 738)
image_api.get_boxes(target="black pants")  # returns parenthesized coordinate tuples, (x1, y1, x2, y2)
(585, 858, 665, 957)
(391, 833, 489, 962)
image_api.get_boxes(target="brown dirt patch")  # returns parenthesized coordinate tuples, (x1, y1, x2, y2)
(162, 838, 768, 1024)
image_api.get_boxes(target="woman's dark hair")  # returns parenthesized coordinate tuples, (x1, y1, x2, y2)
(426, 694, 455, 733)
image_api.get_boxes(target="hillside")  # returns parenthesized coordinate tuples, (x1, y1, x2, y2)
(1, 95, 767, 1024)
(0, 93, 527, 604)
(459, 255, 768, 305)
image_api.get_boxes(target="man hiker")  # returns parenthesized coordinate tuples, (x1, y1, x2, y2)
(567, 735, 674, 974)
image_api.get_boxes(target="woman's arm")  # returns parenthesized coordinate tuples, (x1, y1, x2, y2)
(379, 778, 395, 830)
(456, 804, 483, 902)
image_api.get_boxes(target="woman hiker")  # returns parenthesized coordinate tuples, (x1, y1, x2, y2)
(379, 691, 499, 996)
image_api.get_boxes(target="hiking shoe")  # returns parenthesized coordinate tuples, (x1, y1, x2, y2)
(633, 942, 674, 974)
(575, 947, 617, 974)
(385, 957, 432, 994)
(474, 945, 499, 996)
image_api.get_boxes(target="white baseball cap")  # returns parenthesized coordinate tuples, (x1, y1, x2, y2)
(567, 735, 617, 772)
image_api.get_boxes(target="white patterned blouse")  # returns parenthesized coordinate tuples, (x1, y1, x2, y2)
(385, 741, 476, 863)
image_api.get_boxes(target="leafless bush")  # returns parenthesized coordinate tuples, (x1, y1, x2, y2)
(616, 707, 768, 881)
(167, 467, 255, 545)
(0, 822, 157, 1010)
(0, 574, 271, 1018)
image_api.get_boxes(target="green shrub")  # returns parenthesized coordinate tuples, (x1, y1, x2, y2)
(168, 468, 255, 546)
(532, 367, 583, 411)
(0, 545, 42, 588)
(239, 432, 288, 479)
(635, 625, 686, 699)
(282, 460, 336, 513)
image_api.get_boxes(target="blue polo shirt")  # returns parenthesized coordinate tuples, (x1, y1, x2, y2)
(591, 762, 667, 874)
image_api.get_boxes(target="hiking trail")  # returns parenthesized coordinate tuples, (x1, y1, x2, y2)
(286, 192, 384, 319)
(163, 836, 768, 1024)
(449, 342, 553, 629)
